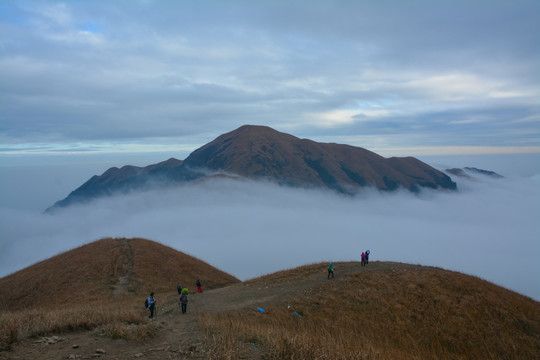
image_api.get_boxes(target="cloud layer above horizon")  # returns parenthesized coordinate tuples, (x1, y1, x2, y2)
(1, 173, 539, 301)
(1, 0, 539, 156)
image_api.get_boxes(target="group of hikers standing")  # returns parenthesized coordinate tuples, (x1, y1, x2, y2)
(176, 279, 202, 314)
(361, 250, 370, 266)
(146, 279, 203, 319)
(328, 250, 371, 279)
(147, 250, 373, 319)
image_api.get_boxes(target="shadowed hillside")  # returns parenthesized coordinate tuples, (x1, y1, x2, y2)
(0, 237, 239, 312)
(46, 158, 195, 211)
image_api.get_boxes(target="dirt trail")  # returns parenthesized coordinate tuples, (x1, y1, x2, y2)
(2, 261, 400, 360)
(112, 239, 134, 297)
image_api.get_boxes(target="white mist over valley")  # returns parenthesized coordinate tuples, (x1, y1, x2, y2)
(1, 168, 538, 301)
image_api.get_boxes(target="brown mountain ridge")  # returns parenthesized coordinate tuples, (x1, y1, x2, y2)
(47, 125, 456, 211)
(184, 125, 456, 192)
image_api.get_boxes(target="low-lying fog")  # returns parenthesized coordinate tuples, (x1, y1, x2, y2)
(1, 172, 539, 301)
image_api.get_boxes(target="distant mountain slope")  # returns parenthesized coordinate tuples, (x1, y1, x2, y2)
(47, 125, 456, 211)
(446, 167, 504, 179)
(47, 158, 194, 211)
(0, 238, 239, 311)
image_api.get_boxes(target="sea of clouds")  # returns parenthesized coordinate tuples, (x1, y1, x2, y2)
(1, 172, 539, 300)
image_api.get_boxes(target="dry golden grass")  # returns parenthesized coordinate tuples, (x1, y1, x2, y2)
(0, 239, 126, 311)
(3, 242, 539, 359)
(127, 237, 239, 294)
(199, 262, 540, 360)
(0, 237, 239, 311)
(0, 237, 239, 350)
(0, 298, 151, 350)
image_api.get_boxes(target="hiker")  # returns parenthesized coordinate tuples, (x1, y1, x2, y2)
(176, 283, 182, 295)
(361, 252, 366, 267)
(147, 292, 156, 320)
(179, 291, 189, 314)
(327, 262, 335, 279)
(196, 279, 202, 293)
(365, 250, 370, 265)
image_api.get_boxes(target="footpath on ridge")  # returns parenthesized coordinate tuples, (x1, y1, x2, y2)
(3, 261, 396, 360)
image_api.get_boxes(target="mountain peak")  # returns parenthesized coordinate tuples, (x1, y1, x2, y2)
(47, 125, 456, 210)
(183, 125, 456, 193)
(210, 124, 300, 146)
(232, 124, 280, 134)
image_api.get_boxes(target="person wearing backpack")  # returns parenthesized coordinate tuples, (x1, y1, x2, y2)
(176, 283, 182, 295)
(179, 291, 189, 314)
(196, 279, 202, 293)
(147, 292, 156, 320)
(327, 262, 335, 279)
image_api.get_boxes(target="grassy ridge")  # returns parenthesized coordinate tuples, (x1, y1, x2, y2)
(127, 238, 239, 294)
(0, 239, 127, 311)
(0, 237, 240, 350)
(2, 241, 539, 359)
(0, 237, 239, 311)
(199, 262, 540, 359)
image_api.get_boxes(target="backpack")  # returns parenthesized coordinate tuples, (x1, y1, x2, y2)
(144, 298, 149, 308)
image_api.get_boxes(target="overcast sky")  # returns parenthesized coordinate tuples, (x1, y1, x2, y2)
(1, 0, 539, 158)
(1, 1, 539, 301)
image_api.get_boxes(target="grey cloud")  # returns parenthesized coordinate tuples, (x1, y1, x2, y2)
(0, 0, 539, 149)
(0, 171, 539, 301)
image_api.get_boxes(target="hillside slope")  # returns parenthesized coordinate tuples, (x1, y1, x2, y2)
(206, 261, 540, 359)
(2, 261, 539, 359)
(0, 237, 239, 311)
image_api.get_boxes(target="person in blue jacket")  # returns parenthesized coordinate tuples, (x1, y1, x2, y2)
(147, 292, 156, 320)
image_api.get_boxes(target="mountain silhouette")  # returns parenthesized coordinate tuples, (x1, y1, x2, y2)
(47, 125, 456, 211)
(47, 158, 196, 211)
(446, 167, 504, 179)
